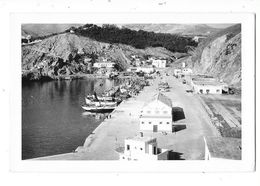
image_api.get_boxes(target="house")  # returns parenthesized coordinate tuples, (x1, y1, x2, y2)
(152, 59, 167, 68)
(127, 66, 155, 74)
(182, 68, 193, 75)
(139, 93, 173, 132)
(136, 66, 155, 74)
(116, 134, 169, 160)
(204, 137, 241, 160)
(174, 69, 182, 77)
(191, 77, 228, 94)
(93, 62, 115, 68)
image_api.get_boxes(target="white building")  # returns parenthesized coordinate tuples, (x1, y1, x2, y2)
(182, 68, 193, 75)
(174, 69, 182, 77)
(191, 77, 228, 94)
(127, 66, 155, 74)
(137, 66, 155, 74)
(204, 137, 241, 160)
(116, 135, 169, 161)
(93, 62, 115, 68)
(139, 93, 173, 132)
(152, 59, 167, 68)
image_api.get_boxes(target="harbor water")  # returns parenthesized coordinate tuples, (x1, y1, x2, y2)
(22, 78, 118, 159)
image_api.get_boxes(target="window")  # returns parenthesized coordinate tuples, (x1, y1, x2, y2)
(216, 89, 220, 92)
(159, 122, 162, 124)
(155, 110, 160, 114)
(163, 111, 168, 114)
(149, 122, 152, 124)
(127, 145, 130, 150)
(140, 148, 143, 150)
(141, 121, 145, 124)
(147, 110, 151, 114)
(206, 89, 210, 94)
(166, 122, 170, 124)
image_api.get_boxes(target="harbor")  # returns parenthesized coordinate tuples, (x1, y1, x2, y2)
(35, 70, 220, 160)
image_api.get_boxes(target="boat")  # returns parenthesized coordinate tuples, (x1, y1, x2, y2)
(81, 105, 116, 113)
(86, 95, 122, 103)
(85, 98, 118, 106)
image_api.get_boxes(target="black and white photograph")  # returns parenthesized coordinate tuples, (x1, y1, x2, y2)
(21, 23, 243, 161)
(1, 0, 259, 186)
(6, 11, 254, 174)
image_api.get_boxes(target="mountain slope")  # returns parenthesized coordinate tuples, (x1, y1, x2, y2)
(189, 24, 241, 88)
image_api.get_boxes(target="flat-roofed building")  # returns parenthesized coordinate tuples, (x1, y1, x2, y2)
(116, 135, 169, 161)
(204, 137, 241, 160)
(93, 62, 115, 68)
(191, 77, 228, 94)
(174, 69, 182, 77)
(152, 59, 167, 68)
(139, 93, 173, 132)
(182, 68, 193, 75)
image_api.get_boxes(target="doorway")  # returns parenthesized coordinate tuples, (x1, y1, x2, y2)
(153, 125, 158, 132)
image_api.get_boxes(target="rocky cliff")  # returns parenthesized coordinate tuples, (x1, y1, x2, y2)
(189, 24, 241, 89)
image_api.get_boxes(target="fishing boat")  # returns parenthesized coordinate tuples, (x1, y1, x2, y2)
(86, 95, 122, 103)
(85, 98, 118, 106)
(81, 105, 116, 113)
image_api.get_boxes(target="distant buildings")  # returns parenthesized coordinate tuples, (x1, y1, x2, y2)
(204, 137, 241, 160)
(116, 134, 169, 160)
(191, 76, 228, 94)
(139, 93, 173, 132)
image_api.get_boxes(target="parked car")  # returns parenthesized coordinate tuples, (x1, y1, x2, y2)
(186, 89, 193, 93)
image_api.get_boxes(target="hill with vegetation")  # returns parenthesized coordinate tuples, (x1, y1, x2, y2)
(67, 24, 197, 53)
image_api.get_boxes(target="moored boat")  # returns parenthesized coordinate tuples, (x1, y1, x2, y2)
(81, 105, 116, 113)
(85, 98, 118, 106)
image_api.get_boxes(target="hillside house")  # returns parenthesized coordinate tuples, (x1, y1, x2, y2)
(116, 135, 169, 161)
(93, 62, 115, 68)
(139, 93, 173, 132)
(152, 59, 167, 68)
(204, 137, 241, 160)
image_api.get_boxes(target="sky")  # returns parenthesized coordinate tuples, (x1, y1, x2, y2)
(206, 24, 235, 28)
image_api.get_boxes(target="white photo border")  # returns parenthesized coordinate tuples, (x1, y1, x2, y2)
(10, 12, 255, 173)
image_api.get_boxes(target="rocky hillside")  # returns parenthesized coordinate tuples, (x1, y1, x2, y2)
(188, 24, 241, 88)
(22, 33, 175, 80)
